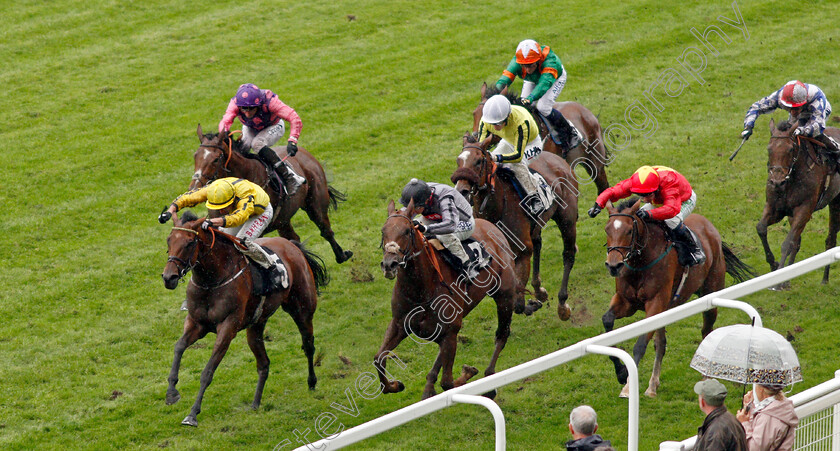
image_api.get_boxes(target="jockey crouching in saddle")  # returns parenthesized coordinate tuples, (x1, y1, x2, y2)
(742, 80, 840, 171)
(399, 179, 480, 281)
(495, 39, 583, 153)
(478, 94, 547, 217)
(588, 166, 707, 267)
(159, 177, 284, 308)
(219, 83, 306, 195)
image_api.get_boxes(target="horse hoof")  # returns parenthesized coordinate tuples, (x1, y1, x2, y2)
(482, 389, 498, 400)
(524, 300, 543, 316)
(461, 365, 479, 379)
(645, 389, 657, 398)
(181, 415, 198, 427)
(337, 250, 353, 264)
(166, 391, 181, 405)
(616, 366, 629, 385)
(514, 301, 526, 315)
(535, 287, 549, 302)
(557, 304, 571, 321)
(422, 389, 437, 400)
(386, 380, 405, 393)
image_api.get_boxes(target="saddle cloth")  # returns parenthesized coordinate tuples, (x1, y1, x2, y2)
(498, 167, 556, 211)
(430, 238, 493, 273)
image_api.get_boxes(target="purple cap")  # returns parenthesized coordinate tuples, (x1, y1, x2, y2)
(234, 83, 264, 108)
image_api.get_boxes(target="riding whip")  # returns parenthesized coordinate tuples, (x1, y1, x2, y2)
(729, 138, 747, 161)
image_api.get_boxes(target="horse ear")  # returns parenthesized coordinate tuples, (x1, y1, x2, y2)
(387, 199, 396, 216)
(197, 123, 204, 141)
(500, 85, 508, 97)
(606, 200, 616, 214)
(769, 118, 775, 133)
(480, 82, 487, 99)
(405, 198, 416, 217)
(630, 199, 643, 213)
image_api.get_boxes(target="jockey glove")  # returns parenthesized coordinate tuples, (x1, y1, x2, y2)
(201, 219, 214, 230)
(793, 128, 804, 137)
(412, 220, 427, 234)
(286, 140, 298, 156)
(635, 209, 650, 221)
(158, 210, 172, 224)
(587, 202, 602, 218)
(521, 98, 531, 106)
(741, 128, 752, 140)
(494, 154, 504, 163)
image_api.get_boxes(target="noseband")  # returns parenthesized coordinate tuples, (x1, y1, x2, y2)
(606, 213, 648, 263)
(167, 227, 202, 281)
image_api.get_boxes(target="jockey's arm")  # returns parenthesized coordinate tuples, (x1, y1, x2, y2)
(423, 197, 458, 236)
(269, 97, 302, 141)
(219, 98, 239, 133)
(744, 88, 783, 130)
(172, 186, 210, 212)
(797, 104, 827, 137)
(527, 70, 559, 102)
(646, 187, 682, 221)
(595, 178, 633, 207)
(223, 196, 257, 228)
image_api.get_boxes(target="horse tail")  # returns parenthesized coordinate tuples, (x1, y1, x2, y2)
(722, 242, 758, 283)
(327, 185, 347, 211)
(292, 240, 330, 293)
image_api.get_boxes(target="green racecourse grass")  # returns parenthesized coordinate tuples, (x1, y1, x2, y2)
(2, 0, 839, 449)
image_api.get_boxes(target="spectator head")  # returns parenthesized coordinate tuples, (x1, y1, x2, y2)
(759, 383, 786, 400)
(569, 405, 598, 437)
(694, 378, 727, 407)
(594, 447, 616, 451)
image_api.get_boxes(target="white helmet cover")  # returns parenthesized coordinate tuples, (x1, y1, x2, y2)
(482, 95, 512, 124)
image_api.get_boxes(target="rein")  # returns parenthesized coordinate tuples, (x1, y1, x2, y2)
(607, 213, 672, 271)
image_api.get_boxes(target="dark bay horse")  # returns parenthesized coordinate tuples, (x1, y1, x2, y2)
(758, 119, 840, 287)
(452, 134, 578, 320)
(600, 199, 755, 397)
(191, 124, 353, 264)
(161, 211, 329, 426)
(472, 83, 611, 194)
(376, 200, 517, 399)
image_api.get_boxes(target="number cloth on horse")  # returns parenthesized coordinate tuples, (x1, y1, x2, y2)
(399, 179, 483, 280)
(170, 177, 273, 239)
(594, 166, 706, 266)
(477, 96, 546, 215)
(494, 39, 582, 151)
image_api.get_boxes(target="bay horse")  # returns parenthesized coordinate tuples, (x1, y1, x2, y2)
(472, 83, 611, 195)
(758, 118, 840, 288)
(161, 210, 329, 426)
(191, 124, 353, 264)
(375, 199, 517, 399)
(600, 198, 755, 397)
(451, 134, 578, 320)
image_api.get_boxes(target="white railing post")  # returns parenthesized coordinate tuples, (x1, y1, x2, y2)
(710, 298, 762, 327)
(450, 394, 505, 451)
(586, 345, 639, 451)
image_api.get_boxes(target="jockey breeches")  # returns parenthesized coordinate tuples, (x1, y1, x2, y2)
(522, 71, 567, 117)
(222, 203, 275, 239)
(418, 217, 475, 263)
(242, 123, 286, 151)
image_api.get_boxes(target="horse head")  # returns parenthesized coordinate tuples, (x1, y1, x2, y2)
(162, 211, 205, 289)
(472, 82, 511, 133)
(380, 199, 422, 279)
(766, 118, 803, 188)
(190, 124, 235, 190)
(604, 199, 644, 277)
(451, 133, 494, 204)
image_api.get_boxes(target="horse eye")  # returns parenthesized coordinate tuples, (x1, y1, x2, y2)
(474, 160, 481, 167)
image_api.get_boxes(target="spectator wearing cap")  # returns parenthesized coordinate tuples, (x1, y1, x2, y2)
(736, 384, 799, 451)
(694, 379, 748, 451)
(565, 405, 612, 451)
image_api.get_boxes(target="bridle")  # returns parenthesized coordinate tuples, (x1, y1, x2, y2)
(606, 213, 648, 263)
(192, 141, 233, 186)
(382, 214, 423, 267)
(460, 143, 498, 213)
(166, 226, 247, 289)
(768, 133, 825, 184)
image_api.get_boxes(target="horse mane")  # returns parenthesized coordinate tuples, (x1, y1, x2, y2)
(616, 196, 641, 212)
(202, 132, 250, 154)
(484, 85, 522, 106)
(776, 121, 792, 132)
(180, 210, 200, 223)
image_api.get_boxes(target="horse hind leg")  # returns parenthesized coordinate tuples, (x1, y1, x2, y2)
(246, 323, 270, 409)
(645, 329, 666, 398)
(167, 319, 208, 406)
(288, 303, 318, 390)
(553, 211, 577, 321)
(423, 354, 445, 400)
(482, 290, 514, 399)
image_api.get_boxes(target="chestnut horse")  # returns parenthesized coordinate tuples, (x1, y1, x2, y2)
(472, 83, 611, 194)
(758, 119, 840, 288)
(452, 134, 578, 319)
(191, 124, 353, 264)
(600, 199, 755, 397)
(375, 200, 517, 399)
(161, 211, 328, 426)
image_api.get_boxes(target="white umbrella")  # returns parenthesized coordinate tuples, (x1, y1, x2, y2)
(690, 324, 802, 386)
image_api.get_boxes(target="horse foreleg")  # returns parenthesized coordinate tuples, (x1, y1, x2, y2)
(554, 212, 577, 321)
(423, 353, 444, 400)
(438, 332, 461, 392)
(167, 317, 208, 406)
(513, 252, 532, 315)
(289, 305, 318, 391)
(645, 329, 667, 398)
(276, 221, 301, 242)
(303, 202, 353, 264)
(529, 230, 548, 304)
(757, 205, 783, 272)
(246, 323, 270, 410)
(182, 319, 238, 427)
(776, 208, 813, 290)
(373, 319, 408, 394)
(602, 298, 632, 385)
(701, 308, 718, 338)
(481, 295, 513, 400)
(824, 201, 840, 284)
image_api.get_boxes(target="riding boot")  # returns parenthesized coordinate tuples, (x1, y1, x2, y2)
(275, 161, 306, 196)
(509, 163, 545, 216)
(444, 238, 479, 282)
(545, 109, 583, 152)
(669, 222, 707, 267)
(257, 146, 284, 192)
(522, 193, 545, 217)
(817, 134, 840, 173)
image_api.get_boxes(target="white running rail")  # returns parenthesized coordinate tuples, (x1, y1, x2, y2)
(297, 247, 840, 450)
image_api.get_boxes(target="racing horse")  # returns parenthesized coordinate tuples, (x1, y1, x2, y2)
(161, 211, 329, 426)
(376, 199, 517, 399)
(601, 198, 755, 397)
(471, 83, 611, 195)
(758, 119, 840, 288)
(452, 134, 578, 319)
(191, 124, 353, 264)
